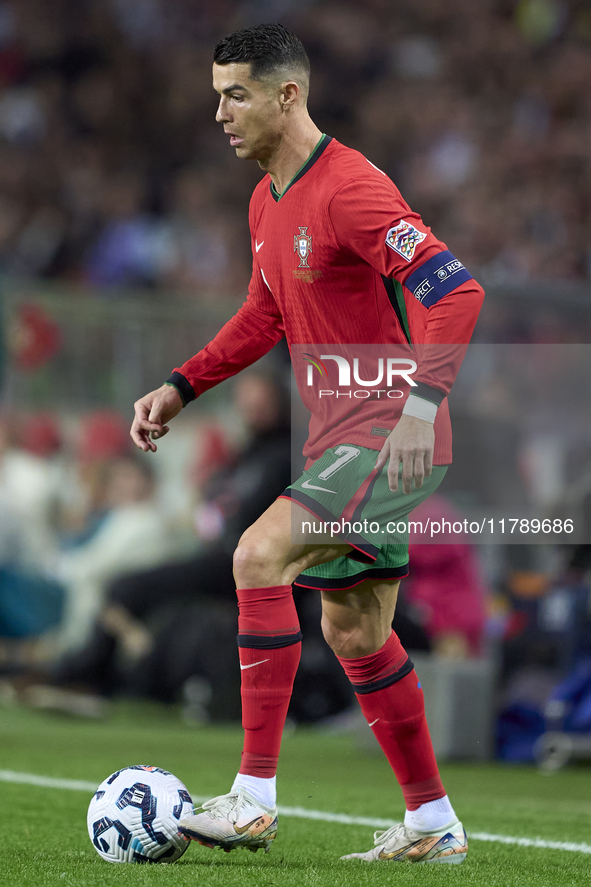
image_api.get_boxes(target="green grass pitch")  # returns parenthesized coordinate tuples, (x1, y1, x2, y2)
(0, 700, 590, 886)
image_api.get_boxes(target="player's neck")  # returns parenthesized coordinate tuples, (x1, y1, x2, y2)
(261, 117, 323, 195)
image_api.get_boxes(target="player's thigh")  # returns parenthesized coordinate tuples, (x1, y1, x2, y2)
(320, 578, 400, 656)
(235, 495, 352, 577)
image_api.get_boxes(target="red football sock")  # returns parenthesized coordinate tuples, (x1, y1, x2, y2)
(236, 585, 301, 779)
(337, 631, 445, 810)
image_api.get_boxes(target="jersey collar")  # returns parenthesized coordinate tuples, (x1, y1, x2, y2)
(270, 134, 333, 202)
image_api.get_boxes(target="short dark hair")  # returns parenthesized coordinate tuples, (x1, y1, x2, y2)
(213, 23, 310, 82)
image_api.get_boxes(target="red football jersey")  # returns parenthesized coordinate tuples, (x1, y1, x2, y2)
(170, 136, 484, 464)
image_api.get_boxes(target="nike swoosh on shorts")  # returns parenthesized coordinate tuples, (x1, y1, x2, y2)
(301, 479, 337, 494)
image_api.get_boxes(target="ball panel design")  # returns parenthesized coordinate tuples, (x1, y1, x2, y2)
(87, 765, 193, 863)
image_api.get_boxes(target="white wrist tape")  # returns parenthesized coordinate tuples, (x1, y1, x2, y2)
(402, 393, 438, 424)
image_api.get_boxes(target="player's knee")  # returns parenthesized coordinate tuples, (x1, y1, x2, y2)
(233, 530, 278, 587)
(321, 614, 365, 658)
(320, 614, 340, 652)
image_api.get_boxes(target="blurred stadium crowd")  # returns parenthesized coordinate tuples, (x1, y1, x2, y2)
(0, 0, 590, 293)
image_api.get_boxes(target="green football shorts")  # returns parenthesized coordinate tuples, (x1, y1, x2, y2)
(281, 444, 447, 590)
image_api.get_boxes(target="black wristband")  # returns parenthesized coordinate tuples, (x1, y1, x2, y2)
(165, 372, 196, 406)
(411, 381, 446, 406)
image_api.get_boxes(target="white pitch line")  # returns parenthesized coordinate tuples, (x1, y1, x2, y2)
(0, 769, 98, 793)
(1, 769, 590, 856)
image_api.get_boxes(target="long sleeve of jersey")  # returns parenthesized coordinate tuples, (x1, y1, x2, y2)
(167, 269, 285, 404)
(328, 178, 484, 403)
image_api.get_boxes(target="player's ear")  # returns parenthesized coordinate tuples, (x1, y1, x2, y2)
(280, 80, 300, 110)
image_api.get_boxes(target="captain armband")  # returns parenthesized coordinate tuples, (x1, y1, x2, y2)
(405, 250, 473, 307)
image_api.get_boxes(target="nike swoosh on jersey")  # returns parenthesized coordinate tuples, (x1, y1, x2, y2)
(368, 718, 380, 727)
(240, 658, 270, 670)
(255, 240, 264, 252)
(301, 479, 337, 494)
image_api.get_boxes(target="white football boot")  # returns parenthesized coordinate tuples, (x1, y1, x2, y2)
(178, 788, 278, 853)
(341, 818, 468, 864)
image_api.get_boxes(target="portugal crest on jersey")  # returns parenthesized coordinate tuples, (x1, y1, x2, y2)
(385, 220, 426, 262)
(294, 227, 312, 267)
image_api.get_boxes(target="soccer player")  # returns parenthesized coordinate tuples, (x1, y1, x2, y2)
(130, 24, 484, 865)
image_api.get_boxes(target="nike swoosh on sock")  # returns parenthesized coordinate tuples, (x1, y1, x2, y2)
(240, 659, 270, 670)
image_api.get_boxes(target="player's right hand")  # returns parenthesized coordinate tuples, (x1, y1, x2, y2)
(374, 414, 434, 494)
(130, 384, 183, 452)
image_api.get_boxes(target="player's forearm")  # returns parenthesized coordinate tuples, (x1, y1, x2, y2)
(167, 302, 284, 404)
(422, 279, 485, 346)
(403, 279, 484, 420)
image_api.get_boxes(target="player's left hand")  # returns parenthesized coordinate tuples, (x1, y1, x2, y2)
(130, 383, 183, 453)
(374, 415, 434, 494)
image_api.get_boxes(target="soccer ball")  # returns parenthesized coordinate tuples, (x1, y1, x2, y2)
(87, 765, 193, 863)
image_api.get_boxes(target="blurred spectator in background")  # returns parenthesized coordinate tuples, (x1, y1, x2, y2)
(0, 407, 181, 689)
(191, 371, 291, 550)
(59, 408, 137, 544)
(0, 411, 63, 570)
(402, 495, 489, 658)
(156, 169, 241, 298)
(0, 411, 65, 666)
(54, 454, 176, 652)
(83, 170, 168, 289)
(495, 545, 591, 762)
